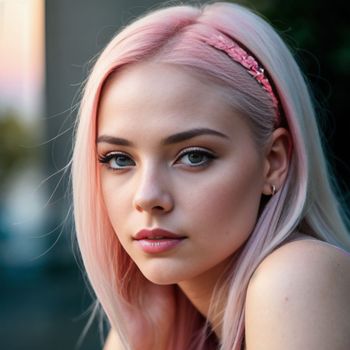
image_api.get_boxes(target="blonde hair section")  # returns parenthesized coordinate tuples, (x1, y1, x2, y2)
(72, 2, 350, 349)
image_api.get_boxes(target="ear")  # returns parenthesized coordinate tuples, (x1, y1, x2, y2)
(262, 127, 292, 196)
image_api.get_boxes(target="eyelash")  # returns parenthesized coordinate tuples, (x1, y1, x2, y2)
(175, 147, 217, 167)
(98, 147, 217, 171)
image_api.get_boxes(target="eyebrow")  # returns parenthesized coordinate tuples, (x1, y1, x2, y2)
(96, 128, 229, 146)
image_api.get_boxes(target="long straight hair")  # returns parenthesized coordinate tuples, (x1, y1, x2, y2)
(72, 2, 350, 349)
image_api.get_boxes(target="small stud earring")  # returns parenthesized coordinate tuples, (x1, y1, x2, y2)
(271, 184, 276, 196)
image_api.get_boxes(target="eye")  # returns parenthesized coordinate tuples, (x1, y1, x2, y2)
(175, 148, 216, 167)
(98, 152, 135, 170)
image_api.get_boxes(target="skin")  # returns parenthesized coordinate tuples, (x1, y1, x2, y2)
(97, 62, 291, 347)
(245, 239, 350, 350)
(104, 238, 350, 350)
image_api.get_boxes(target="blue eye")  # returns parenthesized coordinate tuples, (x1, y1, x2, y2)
(98, 152, 135, 170)
(176, 148, 216, 167)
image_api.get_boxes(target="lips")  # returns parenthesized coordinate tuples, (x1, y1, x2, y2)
(133, 228, 186, 254)
(134, 228, 186, 240)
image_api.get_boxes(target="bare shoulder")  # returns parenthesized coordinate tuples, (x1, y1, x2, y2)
(245, 239, 350, 350)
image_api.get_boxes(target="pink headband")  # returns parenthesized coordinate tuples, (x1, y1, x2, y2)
(204, 34, 280, 124)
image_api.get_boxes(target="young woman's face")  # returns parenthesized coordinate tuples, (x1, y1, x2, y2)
(97, 62, 267, 286)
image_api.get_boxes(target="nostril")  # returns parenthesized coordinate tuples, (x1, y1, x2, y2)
(135, 204, 164, 212)
(153, 205, 164, 210)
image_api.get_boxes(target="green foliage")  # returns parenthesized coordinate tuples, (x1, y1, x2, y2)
(0, 111, 38, 191)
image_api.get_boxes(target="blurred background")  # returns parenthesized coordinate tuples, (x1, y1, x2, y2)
(0, 0, 349, 349)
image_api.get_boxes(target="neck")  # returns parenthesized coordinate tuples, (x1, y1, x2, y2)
(177, 256, 233, 339)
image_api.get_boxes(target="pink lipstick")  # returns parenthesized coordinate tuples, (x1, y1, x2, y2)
(133, 228, 186, 254)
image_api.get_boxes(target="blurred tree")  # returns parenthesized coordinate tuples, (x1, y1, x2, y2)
(0, 111, 38, 193)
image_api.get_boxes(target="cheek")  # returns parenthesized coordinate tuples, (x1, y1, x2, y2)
(189, 163, 263, 237)
(100, 175, 131, 232)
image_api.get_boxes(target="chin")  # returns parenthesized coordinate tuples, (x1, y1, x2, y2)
(137, 262, 187, 286)
(141, 270, 180, 285)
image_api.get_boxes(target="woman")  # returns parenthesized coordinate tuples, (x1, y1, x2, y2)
(72, 2, 350, 349)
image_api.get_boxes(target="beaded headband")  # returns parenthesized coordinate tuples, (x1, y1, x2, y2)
(204, 34, 280, 124)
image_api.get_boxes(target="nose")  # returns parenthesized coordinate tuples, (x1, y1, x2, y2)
(133, 167, 174, 214)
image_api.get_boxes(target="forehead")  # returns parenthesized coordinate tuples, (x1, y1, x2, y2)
(97, 62, 243, 136)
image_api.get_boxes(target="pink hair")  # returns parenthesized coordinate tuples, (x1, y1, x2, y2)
(72, 2, 350, 349)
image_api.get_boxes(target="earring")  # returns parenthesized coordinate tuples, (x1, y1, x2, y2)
(271, 184, 276, 196)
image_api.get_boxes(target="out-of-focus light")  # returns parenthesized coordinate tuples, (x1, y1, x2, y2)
(0, 0, 45, 121)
